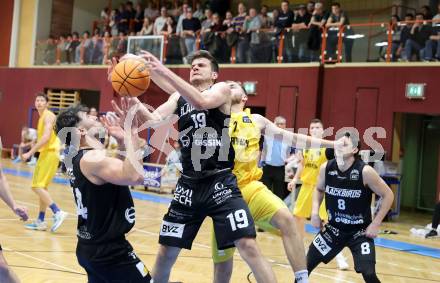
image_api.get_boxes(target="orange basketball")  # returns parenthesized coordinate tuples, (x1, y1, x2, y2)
(111, 58, 150, 97)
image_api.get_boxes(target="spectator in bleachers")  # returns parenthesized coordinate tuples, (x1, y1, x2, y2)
(397, 13, 414, 60)
(88, 107, 98, 117)
(193, 2, 204, 20)
(144, 2, 159, 21)
(223, 10, 233, 27)
(201, 13, 227, 62)
(388, 15, 403, 61)
(11, 126, 37, 163)
(306, 1, 315, 16)
(403, 13, 432, 61)
(138, 18, 153, 35)
(101, 7, 110, 21)
(116, 31, 127, 57)
(259, 5, 272, 28)
(245, 8, 263, 63)
(56, 34, 67, 64)
(181, 9, 201, 62)
(422, 29, 440, 61)
(232, 2, 248, 63)
(116, 4, 129, 34)
(326, 2, 354, 62)
(109, 9, 119, 36)
(176, 3, 190, 63)
(292, 4, 312, 62)
(308, 2, 327, 61)
(76, 31, 93, 64)
(64, 34, 73, 63)
(433, 3, 440, 23)
(67, 32, 80, 63)
(125, 1, 136, 20)
(421, 5, 433, 20)
(102, 31, 113, 63)
(133, 3, 144, 32)
(154, 7, 168, 35)
(201, 9, 214, 31)
(90, 32, 104, 64)
(275, 1, 295, 62)
(43, 36, 57, 65)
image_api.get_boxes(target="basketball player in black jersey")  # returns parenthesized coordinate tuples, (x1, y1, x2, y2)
(118, 50, 276, 282)
(55, 102, 153, 283)
(307, 131, 394, 283)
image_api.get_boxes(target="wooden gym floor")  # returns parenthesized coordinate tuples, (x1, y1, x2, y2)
(1, 159, 439, 283)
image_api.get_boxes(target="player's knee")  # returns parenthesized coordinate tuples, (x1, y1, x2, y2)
(274, 212, 296, 234)
(235, 237, 259, 258)
(156, 245, 179, 264)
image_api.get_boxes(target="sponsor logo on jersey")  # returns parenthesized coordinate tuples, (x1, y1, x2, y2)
(325, 185, 362, 198)
(174, 184, 193, 207)
(230, 137, 249, 147)
(313, 234, 332, 256)
(333, 212, 365, 225)
(214, 182, 225, 191)
(193, 139, 222, 147)
(180, 135, 191, 147)
(328, 170, 338, 176)
(160, 221, 185, 238)
(180, 103, 197, 116)
(242, 116, 252, 123)
(350, 169, 360, 180)
(125, 207, 136, 224)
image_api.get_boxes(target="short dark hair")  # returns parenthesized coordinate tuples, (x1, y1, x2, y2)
(405, 13, 414, 19)
(36, 92, 49, 102)
(189, 50, 219, 73)
(415, 12, 424, 18)
(282, 0, 290, 5)
(56, 105, 88, 146)
(310, 118, 323, 126)
(391, 14, 400, 21)
(336, 130, 361, 156)
(331, 2, 341, 8)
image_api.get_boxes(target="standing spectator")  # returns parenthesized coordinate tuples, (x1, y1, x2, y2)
(326, 2, 354, 62)
(138, 18, 153, 35)
(223, 10, 233, 27)
(292, 4, 312, 62)
(397, 13, 414, 60)
(261, 116, 292, 200)
(116, 4, 128, 34)
(133, 3, 144, 32)
(144, 2, 159, 20)
(125, 1, 136, 20)
(193, 2, 204, 19)
(101, 7, 110, 21)
(306, 1, 315, 16)
(154, 7, 168, 35)
(259, 5, 272, 28)
(201, 9, 214, 31)
(245, 8, 263, 63)
(56, 34, 67, 64)
(232, 2, 248, 63)
(90, 32, 103, 64)
(64, 34, 73, 63)
(67, 31, 80, 63)
(421, 5, 433, 20)
(77, 31, 93, 64)
(109, 9, 119, 36)
(422, 29, 440, 61)
(308, 2, 327, 61)
(116, 31, 127, 56)
(275, 1, 295, 62)
(387, 15, 402, 61)
(403, 13, 432, 61)
(201, 13, 227, 62)
(43, 36, 57, 65)
(102, 31, 112, 63)
(182, 9, 201, 62)
(176, 3, 190, 64)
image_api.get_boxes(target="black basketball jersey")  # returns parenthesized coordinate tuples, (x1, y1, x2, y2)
(175, 96, 234, 176)
(68, 149, 136, 246)
(324, 158, 372, 231)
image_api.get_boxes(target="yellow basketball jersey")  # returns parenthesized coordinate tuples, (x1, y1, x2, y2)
(37, 109, 60, 152)
(300, 148, 328, 185)
(230, 109, 262, 187)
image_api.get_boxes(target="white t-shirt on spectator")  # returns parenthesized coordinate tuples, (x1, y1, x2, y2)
(433, 13, 440, 27)
(154, 16, 168, 34)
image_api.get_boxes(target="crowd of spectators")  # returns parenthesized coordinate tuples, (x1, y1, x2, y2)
(40, 1, 440, 65)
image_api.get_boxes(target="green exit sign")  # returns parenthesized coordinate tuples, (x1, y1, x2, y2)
(406, 83, 426, 99)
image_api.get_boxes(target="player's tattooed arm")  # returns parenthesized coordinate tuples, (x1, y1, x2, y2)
(252, 114, 335, 149)
(363, 166, 394, 238)
(311, 163, 327, 229)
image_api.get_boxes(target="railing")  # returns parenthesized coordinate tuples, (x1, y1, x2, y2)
(34, 19, 440, 66)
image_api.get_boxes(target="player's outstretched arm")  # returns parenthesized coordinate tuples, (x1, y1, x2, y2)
(141, 51, 230, 110)
(311, 163, 327, 229)
(251, 114, 335, 148)
(363, 166, 394, 238)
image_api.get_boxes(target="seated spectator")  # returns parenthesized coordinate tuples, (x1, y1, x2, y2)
(144, 2, 159, 21)
(326, 2, 354, 62)
(154, 7, 168, 35)
(422, 30, 440, 61)
(109, 9, 119, 36)
(232, 2, 248, 63)
(43, 35, 57, 65)
(397, 13, 414, 60)
(116, 31, 127, 57)
(275, 1, 295, 62)
(138, 18, 153, 35)
(133, 3, 144, 32)
(67, 31, 80, 63)
(181, 10, 201, 62)
(388, 15, 402, 61)
(403, 13, 432, 61)
(421, 5, 433, 20)
(245, 8, 263, 63)
(11, 126, 37, 164)
(161, 16, 175, 35)
(308, 2, 327, 61)
(101, 7, 110, 21)
(291, 4, 312, 62)
(125, 1, 136, 21)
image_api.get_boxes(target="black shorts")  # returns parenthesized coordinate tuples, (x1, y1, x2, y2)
(77, 241, 151, 283)
(159, 170, 256, 250)
(307, 224, 376, 273)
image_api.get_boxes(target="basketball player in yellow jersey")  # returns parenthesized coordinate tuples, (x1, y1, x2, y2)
(211, 82, 339, 283)
(288, 119, 349, 270)
(22, 93, 68, 232)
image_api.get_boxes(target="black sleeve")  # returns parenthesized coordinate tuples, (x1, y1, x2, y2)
(325, 148, 335, 160)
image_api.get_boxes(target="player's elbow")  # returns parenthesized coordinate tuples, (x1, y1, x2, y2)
(127, 173, 144, 185)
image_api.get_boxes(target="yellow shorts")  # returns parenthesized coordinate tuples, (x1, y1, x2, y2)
(293, 183, 328, 220)
(212, 181, 288, 263)
(31, 150, 59, 188)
